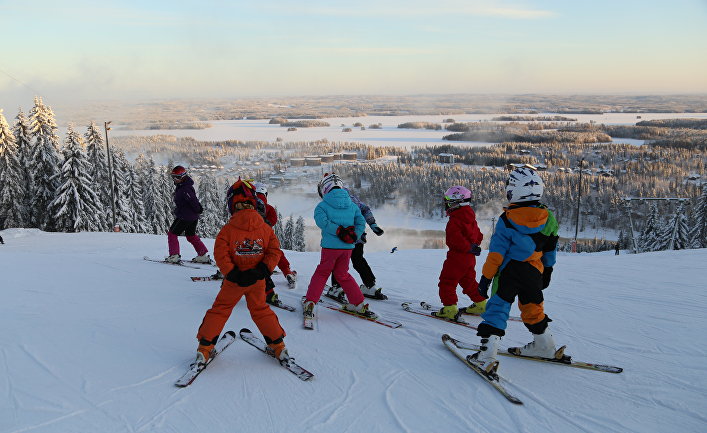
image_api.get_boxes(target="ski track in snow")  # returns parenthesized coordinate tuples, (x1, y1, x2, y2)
(1, 229, 707, 433)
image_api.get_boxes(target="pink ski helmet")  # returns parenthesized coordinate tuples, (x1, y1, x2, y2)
(444, 185, 472, 212)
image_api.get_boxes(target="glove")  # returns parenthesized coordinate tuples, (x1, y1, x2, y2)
(542, 267, 553, 289)
(336, 225, 357, 244)
(253, 262, 271, 280)
(225, 266, 242, 284)
(226, 265, 258, 287)
(360, 232, 367, 244)
(370, 224, 384, 236)
(478, 276, 492, 299)
(469, 244, 481, 256)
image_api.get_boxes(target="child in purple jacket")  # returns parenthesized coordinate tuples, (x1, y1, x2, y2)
(165, 166, 210, 264)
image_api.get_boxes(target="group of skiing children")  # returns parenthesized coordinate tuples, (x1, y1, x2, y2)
(166, 164, 560, 376)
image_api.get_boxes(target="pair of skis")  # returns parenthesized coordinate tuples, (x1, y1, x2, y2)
(303, 297, 402, 330)
(144, 256, 211, 270)
(443, 334, 623, 405)
(175, 329, 314, 387)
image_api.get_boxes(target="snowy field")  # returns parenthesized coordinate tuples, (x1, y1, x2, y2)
(106, 113, 707, 148)
(1, 228, 706, 433)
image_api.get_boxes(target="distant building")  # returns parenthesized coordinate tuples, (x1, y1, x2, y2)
(342, 152, 357, 160)
(305, 157, 322, 166)
(438, 153, 455, 164)
(290, 158, 305, 167)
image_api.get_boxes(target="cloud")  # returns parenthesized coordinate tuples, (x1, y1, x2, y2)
(269, 0, 556, 19)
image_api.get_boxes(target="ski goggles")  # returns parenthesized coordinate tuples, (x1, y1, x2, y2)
(171, 172, 188, 180)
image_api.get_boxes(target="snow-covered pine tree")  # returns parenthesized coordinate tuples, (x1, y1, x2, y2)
(126, 163, 149, 233)
(273, 211, 284, 242)
(134, 155, 163, 234)
(50, 124, 103, 232)
(28, 97, 61, 230)
(13, 109, 32, 222)
(111, 151, 135, 232)
(0, 110, 27, 229)
(293, 216, 306, 251)
(689, 184, 706, 249)
(667, 202, 690, 250)
(639, 202, 659, 252)
(283, 215, 294, 250)
(222, 178, 232, 222)
(197, 174, 223, 238)
(159, 166, 176, 230)
(84, 121, 110, 229)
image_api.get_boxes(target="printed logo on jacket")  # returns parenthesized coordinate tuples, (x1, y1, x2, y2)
(234, 238, 264, 256)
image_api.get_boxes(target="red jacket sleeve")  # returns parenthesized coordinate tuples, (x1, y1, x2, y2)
(265, 204, 277, 226)
(469, 208, 483, 245)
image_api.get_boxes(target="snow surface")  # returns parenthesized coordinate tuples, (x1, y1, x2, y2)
(1, 228, 706, 433)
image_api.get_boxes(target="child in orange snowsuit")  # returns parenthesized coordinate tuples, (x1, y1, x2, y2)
(436, 185, 484, 320)
(194, 179, 287, 364)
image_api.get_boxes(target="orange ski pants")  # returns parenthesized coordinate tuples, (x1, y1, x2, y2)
(197, 280, 285, 345)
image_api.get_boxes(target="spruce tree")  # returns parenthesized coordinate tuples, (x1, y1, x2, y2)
(28, 97, 61, 230)
(84, 121, 110, 228)
(50, 124, 103, 232)
(13, 109, 32, 221)
(293, 216, 306, 251)
(283, 215, 294, 250)
(197, 174, 223, 238)
(274, 211, 284, 242)
(159, 166, 176, 230)
(0, 110, 27, 228)
(639, 203, 659, 252)
(689, 185, 707, 249)
(126, 163, 149, 233)
(111, 151, 134, 232)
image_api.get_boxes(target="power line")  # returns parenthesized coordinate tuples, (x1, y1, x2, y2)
(0, 67, 42, 95)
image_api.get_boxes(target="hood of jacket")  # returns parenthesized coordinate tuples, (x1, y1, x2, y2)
(226, 208, 264, 231)
(322, 188, 352, 209)
(505, 205, 549, 235)
(176, 176, 194, 189)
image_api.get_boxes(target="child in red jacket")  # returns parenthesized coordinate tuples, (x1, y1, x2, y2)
(435, 186, 484, 320)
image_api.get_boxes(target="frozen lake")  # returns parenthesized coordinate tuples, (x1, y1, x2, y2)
(109, 112, 707, 148)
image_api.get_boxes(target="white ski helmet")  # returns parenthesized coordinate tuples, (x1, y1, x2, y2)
(318, 173, 345, 197)
(505, 167, 544, 203)
(254, 181, 268, 196)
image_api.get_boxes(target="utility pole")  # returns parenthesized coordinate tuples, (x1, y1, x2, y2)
(573, 158, 584, 252)
(104, 121, 117, 231)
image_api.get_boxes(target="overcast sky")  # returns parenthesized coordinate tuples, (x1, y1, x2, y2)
(1, 0, 706, 110)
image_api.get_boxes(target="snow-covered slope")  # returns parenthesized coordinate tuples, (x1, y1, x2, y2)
(1, 229, 706, 433)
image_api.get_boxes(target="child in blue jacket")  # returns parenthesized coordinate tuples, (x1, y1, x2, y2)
(303, 174, 376, 320)
(469, 167, 562, 375)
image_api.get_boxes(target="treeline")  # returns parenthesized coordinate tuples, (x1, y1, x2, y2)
(636, 119, 707, 129)
(491, 115, 577, 121)
(397, 122, 443, 130)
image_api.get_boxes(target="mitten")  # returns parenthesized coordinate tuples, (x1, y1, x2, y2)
(225, 266, 241, 284)
(478, 276, 492, 299)
(336, 226, 358, 244)
(469, 244, 481, 256)
(236, 269, 259, 287)
(370, 224, 384, 236)
(542, 267, 553, 289)
(253, 262, 271, 280)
